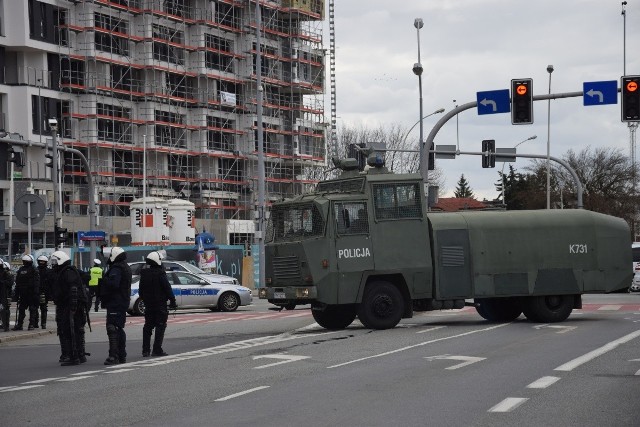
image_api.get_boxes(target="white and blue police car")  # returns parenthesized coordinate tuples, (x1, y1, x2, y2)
(128, 270, 252, 315)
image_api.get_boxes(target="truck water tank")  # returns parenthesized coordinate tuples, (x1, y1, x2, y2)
(130, 197, 170, 246)
(168, 199, 196, 245)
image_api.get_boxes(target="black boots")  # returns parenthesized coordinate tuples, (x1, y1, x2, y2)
(151, 324, 168, 357)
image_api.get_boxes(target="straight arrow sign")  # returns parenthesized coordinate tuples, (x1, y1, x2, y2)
(424, 354, 486, 370)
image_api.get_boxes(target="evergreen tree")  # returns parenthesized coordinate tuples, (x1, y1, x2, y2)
(454, 174, 474, 198)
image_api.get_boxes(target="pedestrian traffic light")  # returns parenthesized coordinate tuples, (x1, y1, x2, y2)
(511, 79, 533, 125)
(8, 146, 25, 167)
(482, 139, 496, 168)
(54, 225, 68, 247)
(621, 75, 640, 122)
(428, 142, 435, 170)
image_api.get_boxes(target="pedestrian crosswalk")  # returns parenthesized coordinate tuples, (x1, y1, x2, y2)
(82, 303, 640, 327)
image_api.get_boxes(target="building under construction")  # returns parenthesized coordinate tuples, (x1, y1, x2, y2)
(0, 0, 326, 251)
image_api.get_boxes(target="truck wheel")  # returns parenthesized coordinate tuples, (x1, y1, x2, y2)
(523, 295, 573, 323)
(312, 305, 356, 330)
(474, 298, 522, 322)
(357, 281, 404, 330)
(284, 303, 296, 310)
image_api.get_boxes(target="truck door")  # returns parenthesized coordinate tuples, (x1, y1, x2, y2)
(333, 201, 374, 303)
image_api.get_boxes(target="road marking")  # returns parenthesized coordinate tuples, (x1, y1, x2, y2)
(103, 368, 137, 374)
(424, 354, 486, 370)
(327, 323, 509, 369)
(533, 324, 577, 334)
(597, 305, 622, 311)
(253, 354, 310, 369)
(215, 386, 270, 402)
(56, 376, 95, 382)
(283, 312, 311, 318)
(72, 370, 104, 375)
(21, 377, 65, 384)
(0, 385, 45, 393)
(173, 319, 205, 324)
(416, 326, 446, 334)
(526, 376, 560, 389)
(555, 329, 640, 372)
(488, 397, 528, 413)
(248, 314, 280, 320)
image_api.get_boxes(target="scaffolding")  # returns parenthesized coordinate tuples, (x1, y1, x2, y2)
(49, 0, 325, 230)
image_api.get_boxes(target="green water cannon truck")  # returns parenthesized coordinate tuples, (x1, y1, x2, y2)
(258, 156, 632, 330)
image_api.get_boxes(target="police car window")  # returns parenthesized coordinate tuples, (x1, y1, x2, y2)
(334, 202, 368, 235)
(175, 273, 202, 285)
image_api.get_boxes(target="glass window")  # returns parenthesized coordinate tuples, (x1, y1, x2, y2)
(334, 202, 368, 235)
(373, 183, 422, 220)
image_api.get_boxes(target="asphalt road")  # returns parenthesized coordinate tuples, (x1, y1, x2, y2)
(1, 294, 639, 427)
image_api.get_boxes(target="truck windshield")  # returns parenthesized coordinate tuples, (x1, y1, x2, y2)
(267, 203, 325, 242)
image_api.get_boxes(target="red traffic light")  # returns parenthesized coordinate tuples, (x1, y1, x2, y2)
(516, 85, 528, 96)
(626, 81, 638, 93)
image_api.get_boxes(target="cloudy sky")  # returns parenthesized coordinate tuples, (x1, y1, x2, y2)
(326, 0, 640, 200)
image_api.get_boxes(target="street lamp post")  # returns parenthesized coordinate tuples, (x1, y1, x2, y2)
(413, 18, 426, 186)
(402, 108, 445, 145)
(501, 135, 537, 207)
(546, 64, 554, 209)
(142, 134, 146, 246)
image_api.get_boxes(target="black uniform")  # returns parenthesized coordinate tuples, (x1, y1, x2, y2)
(52, 262, 88, 365)
(100, 252, 132, 365)
(0, 268, 13, 332)
(13, 261, 40, 330)
(36, 263, 51, 329)
(139, 265, 176, 356)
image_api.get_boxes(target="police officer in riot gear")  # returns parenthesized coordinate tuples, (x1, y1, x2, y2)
(0, 261, 14, 332)
(100, 247, 132, 365)
(139, 251, 176, 357)
(50, 251, 88, 366)
(13, 255, 39, 330)
(35, 255, 51, 329)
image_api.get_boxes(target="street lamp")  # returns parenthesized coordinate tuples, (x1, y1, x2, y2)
(502, 135, 537, 208)
(546, 64, 554, 209)
(402, 108, 445, 144)
(413, 18, 427, 185)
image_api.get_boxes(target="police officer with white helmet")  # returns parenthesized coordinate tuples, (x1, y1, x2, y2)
(13, 255, 39, 330)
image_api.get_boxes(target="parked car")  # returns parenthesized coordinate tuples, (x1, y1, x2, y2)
(630, 272, 640, 293)
(128, 270, 252, 315)
(129, 260, 210, 276)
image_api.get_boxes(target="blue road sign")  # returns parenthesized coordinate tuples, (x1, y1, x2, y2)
(583, 80, 618, 106)
(477, 89, 510, 115)
(78, 230, 107, 242)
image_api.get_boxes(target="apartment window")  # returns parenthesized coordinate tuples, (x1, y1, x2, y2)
(111, 65, 139, 92)
(97, 103, 133, 144)
(155, 110, 186, 148)
(94, 13, 130, 56)
(61, 58, 85, 87)
(114, 151, 142, 176)
(207, 116, 235, 151)
(164, 0, 189, 18)
(168, 155, 193, 178)
(152, 24, 184, 65)
(165, 73, 192, 99)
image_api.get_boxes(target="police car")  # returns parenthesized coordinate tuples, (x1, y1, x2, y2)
(128, 271, 252, 316)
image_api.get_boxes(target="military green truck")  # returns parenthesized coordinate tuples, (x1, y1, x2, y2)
(258, 157, 632, 330)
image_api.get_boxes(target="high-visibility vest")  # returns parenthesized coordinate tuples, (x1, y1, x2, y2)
(89, 266, 103, 287)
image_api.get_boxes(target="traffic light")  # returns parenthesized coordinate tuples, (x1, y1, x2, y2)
(45, 151, 54, 168)
(621, 75, 640, 122)
(482, 139, 496, 168)
(511, 79, 533, 124)
(54, 225, 68, 247)
(428, 142, 435, 170)
(8, 146, 25, 167)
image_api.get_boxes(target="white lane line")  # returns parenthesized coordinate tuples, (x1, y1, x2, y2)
(103, 368, 137, 374)
(21, 377, 65, 384)
(282, 312, 311, 318)
(173, 319, 205, 324)
(0, 385, 45, 393)
(555, 329, 640, 372)
(72, 370, 104, 376)
(416, 326, 447, 334)
(328, 323, 509, 368)
(215, 386, 270, 402)
(635, 369, 640, 376)
(56, 376, 95, 382)
(247, 314, 280, 320)
(597, 305, 622, 311)
(526, 376, 560, 389)
(488, 397, 528, 413)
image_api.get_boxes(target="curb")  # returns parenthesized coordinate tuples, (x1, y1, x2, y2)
(0, 329, 56, 344)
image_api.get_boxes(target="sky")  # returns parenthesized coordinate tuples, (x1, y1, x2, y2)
(325, 0, 640, 200)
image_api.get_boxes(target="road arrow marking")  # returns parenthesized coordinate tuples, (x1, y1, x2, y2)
(480, 98, 497, 111)
(586, 88, 604, 103)
(252, 353, 310, 369)
(533, 324, 577, 334)
(424, 354, 486, 370)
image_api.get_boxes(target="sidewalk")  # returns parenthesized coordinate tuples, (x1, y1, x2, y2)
(0, 311, 58, 344)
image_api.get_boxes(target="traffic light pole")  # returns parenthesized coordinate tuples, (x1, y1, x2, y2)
(430, 148, 584, 209)
(0, 138, 98, 262)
